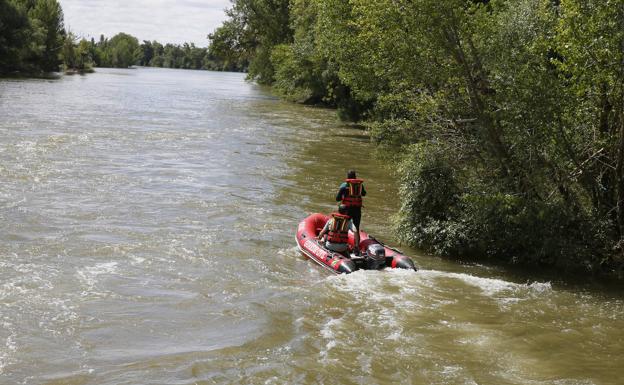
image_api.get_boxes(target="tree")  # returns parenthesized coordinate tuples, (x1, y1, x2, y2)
(208, 0, 293, 82)
(61, 31, 77, 69)
(208, 19, 250, 71)
(0, 0, 65, 74)
(0, 0, 31, 72)
(149, 41, 164, 67)
(554, 0, 624, 252)
(107, 32, 139, 68)
(139, 40, 154, 66)
(28, 0, 65, 72)
(61, 36, 94, 72)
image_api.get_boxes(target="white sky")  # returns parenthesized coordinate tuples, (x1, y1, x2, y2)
(58, 0, 232, 46)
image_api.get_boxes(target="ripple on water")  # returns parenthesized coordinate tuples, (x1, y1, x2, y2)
(304, 268, 603, 384)
(76, 261, 119, 297)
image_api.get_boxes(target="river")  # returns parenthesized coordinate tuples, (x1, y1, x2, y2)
(0, 67, 622, 385)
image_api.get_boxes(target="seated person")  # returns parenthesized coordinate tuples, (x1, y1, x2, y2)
(317, 205, 360, 256)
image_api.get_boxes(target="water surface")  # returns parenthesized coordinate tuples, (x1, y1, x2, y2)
(0, 68, 622, 385)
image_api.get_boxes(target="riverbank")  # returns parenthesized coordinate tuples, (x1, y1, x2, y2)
(64, 67, 95, 75)
(0, 71, 61, 79)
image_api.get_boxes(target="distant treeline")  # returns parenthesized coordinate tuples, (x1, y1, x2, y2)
(0, 0, 244, 74)
(211, 0, 624, 277)
(83, 33, 246, 71)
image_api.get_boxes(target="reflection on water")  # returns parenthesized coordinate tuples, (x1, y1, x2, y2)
(0, 67, 622, 385)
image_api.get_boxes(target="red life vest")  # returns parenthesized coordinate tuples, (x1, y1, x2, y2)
(341, 178, 364, 207)
(327, 213, 351, 243)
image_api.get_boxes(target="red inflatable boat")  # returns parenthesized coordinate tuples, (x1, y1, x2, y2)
(296, 213, 418, 274)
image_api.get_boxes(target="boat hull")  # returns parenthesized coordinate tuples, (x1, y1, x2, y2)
(296, 213, 417, 274)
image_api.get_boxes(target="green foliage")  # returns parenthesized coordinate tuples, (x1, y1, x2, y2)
(208, 0, 293, 83)
(208, 19, 250, 71)
(0, 0, 64, 74)
(28, 0, 64, 71)
(88, 33, 139, 68)
(156, 42, 205, 69)
(75, 33, 236, 72)
(553, 0, 624, 233)
(0, 0, 31, 72)
(61, 33, 94, 73)
(382, 0, 623, 274)
(107, 33, 140, 68)
(138, 40, 154, 66)
(270, 43, 312, 102)
(208, 0, 370, 115)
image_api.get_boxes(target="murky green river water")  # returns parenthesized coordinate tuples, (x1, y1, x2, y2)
(0, 68, 622, 385)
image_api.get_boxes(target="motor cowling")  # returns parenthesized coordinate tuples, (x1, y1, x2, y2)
(365, 243, 386, 270)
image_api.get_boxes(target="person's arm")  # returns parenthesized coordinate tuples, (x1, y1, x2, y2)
(317, 221, 330, 240)
(361, 184, 366, 196)
(335, 183, 346, 202)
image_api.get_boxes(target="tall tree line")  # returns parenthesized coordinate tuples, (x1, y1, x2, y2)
(210, 0, 624, 276)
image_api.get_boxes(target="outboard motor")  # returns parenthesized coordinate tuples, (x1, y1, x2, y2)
(365, 243, 386, 270)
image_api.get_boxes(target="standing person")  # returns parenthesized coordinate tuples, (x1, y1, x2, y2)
(336, 170, 366, 230)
